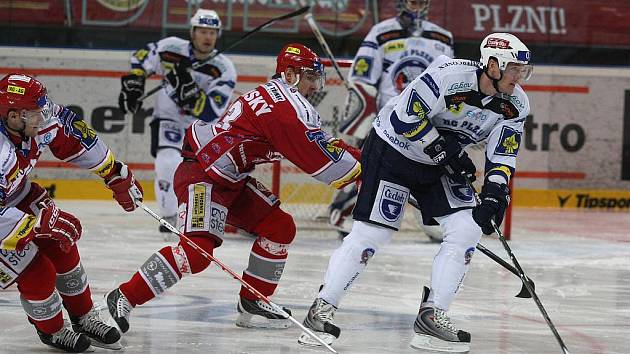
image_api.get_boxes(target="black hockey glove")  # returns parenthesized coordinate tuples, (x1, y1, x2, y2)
(423, 135, 476, 184)
(165, 62, 202, 109)
(118, 73, 145, 114)
(472, 181, 510, 235)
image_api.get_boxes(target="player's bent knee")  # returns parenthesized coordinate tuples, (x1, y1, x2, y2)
(253, 208, 296, 245)
(344, 221, 394, 252)
(18, 254, 56, 299)
(175, 234, 217, 275)
(439, 210, 481, 245)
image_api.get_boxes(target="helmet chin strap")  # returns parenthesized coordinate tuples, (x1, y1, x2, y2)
(3, 114, 28, 140)
(484, 68, 505, 95)
(281, 70, 302, 88)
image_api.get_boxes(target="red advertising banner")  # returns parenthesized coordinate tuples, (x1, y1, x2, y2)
(1, 0, 629, 47)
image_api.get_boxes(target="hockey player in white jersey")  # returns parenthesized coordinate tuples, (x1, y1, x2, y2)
(299, 33, 532, 353)
(118, 8, 236, 237)
(330, 0, 453, 239)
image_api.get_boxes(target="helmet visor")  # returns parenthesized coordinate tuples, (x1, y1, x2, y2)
(505, 63, 533, 82)
(302, 68, 326, 91)
(22, 95, 55, 128)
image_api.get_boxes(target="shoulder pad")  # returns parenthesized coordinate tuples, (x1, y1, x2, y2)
(420, 21, 454, 47)
(157, 37, 189, 61)
(421, 30, 453, 47)
(194, 64, 222, 78)
(376, 30, 409, 46)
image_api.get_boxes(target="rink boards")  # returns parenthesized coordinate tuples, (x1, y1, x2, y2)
(2, 47, 630, 209)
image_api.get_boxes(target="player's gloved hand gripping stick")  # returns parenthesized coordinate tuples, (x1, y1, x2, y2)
(137, 6, 311, 103)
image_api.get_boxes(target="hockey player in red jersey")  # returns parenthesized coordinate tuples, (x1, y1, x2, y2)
(0, 74, 144, 352)
(106, 43, 362, 334)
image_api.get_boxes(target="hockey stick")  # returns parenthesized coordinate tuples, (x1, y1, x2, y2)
(462, 177, 571, 354)
(134, 200, 338, 354)
(408, 197, 534, 298)
(138, 6, 312, 102)
(304, 13, 351, 91)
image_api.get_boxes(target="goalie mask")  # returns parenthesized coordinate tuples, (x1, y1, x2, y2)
(0, 73, 55, 132)
(397, 0, 430, 36)
(276, 43, 326, 92)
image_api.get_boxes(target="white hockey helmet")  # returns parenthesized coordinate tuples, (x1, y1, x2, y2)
(190, 9, 222, 36)
(480, 33, 532, 81)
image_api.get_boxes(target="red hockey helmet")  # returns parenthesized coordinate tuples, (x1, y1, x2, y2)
(0, 73, 49, 119)
(276, 43, 325, 89)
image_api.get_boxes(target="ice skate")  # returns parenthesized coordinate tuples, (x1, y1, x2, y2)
(71, 307, 122, 350)
(235, 297, 292, 329)
(36, 326, 92, 353)
(105, 288, 133, 334)
(410, 287, 471, 353)
(298, 298, 340, 347)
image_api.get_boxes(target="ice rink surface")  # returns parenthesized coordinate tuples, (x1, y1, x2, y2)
(2, 201, 629, 354)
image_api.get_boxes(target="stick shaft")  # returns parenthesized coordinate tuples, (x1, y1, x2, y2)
(139, 6, 311, 102)
(304, 13, 351, 91)
(465, 179, 570, 354)
(135, 201, 337, 353)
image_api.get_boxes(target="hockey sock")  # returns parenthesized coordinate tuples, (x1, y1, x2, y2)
(318, 221, 393, 307)
(36, 239, 93, 317)
(17, 254, 64, 334)
(240, 208, 295, 300)
(154, 148, 181, 218)
(430, 210, 482, 310)
(120, 235, 215, 306)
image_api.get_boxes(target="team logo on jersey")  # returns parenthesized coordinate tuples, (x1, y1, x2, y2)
(352, 56, 372, 78)
(464, 247, 475, 265)
(209, 90, 228, 108)
(392, 58, 429, 93)
(360, 248, 375, 265)
(305, 131, 344, 162)
(405, 89, 430, 119)
(377, 182, 408, 223)
(446, 177, 474, 202)
(133, 48, 149, 61)
(65, 117, 97, 150)
(495, 126, 521, 157)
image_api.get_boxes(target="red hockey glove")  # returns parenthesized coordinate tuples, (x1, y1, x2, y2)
(105, 161, 144, 211)
(33, 203, 82, 253)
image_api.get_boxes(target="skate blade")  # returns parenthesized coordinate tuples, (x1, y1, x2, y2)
(410, 333, 470, 353)
(297, 331, 335, 347)
(235, 313, 292, 329)
(90, 339, 123, 350)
